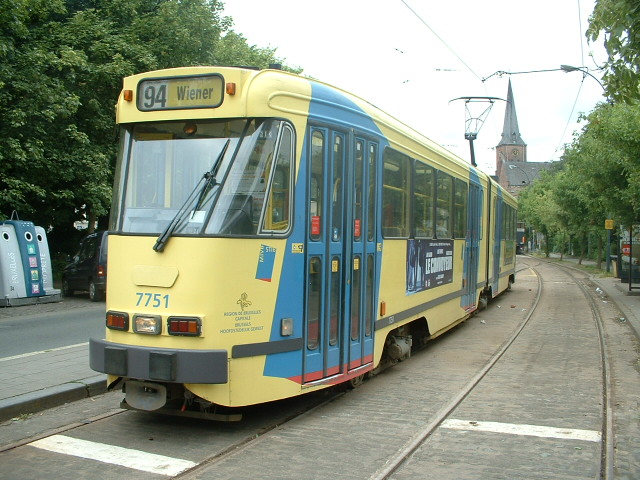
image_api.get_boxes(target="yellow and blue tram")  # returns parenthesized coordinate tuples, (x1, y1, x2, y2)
(89, 66, 517, 417)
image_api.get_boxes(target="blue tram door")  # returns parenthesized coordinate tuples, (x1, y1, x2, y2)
(303, 128, 377, 383)
(462, 182, 482, 310)
(346, 137, 377, 373)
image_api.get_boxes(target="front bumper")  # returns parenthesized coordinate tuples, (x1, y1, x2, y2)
(89, 338, 228, 384)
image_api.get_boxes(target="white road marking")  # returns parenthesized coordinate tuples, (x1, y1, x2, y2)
(30, 434, 197, 476)
(0, 343, 88, 362)
(442, 419, 601, 442)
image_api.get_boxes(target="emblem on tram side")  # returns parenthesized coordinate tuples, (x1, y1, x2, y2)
(237, 292, 252, 311)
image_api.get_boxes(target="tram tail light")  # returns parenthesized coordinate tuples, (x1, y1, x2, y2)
(134, 314, 162, 335)
(226, 82, 236, 95)
(168, 317, 202, 336)
(106, 311, 129, 331)
(123, 89, 133, 101)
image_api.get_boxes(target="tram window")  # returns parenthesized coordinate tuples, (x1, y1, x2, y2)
(309, 130, 325, 241)
(453, 178, 468, 238)
(382, 148, 410, 238)
(354, 140, 364, 241)
(207, 119, 283, 236)
(436, 172, 453, 238)
(332, 135, 344, 242)
(503, 205, 516, 240)
(307, 257, 322, 350)
(365, 254, 374, 336)
(351, 255, 362, 340)
(329, 256, 340, 346)
(367, 144, 377, 242)
(122, 119, 249, 234)
(414, 162, 434, 238)
(262, 125, 293, 233)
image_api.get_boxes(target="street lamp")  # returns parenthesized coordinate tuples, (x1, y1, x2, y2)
(560, 65, 606, 91)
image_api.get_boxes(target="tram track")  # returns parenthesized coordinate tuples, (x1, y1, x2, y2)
(372, 256, 613, 479)
(1, 381, 350, 478)
(1, 256, 625, 479)
(0, 408, 126, 455)
(369, 261, 544, 479)
(530, 257, 614, 480)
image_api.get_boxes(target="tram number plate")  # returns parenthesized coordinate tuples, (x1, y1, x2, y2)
(136, 292, 170, 308)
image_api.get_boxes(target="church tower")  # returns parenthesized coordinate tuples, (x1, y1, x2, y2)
(495, 79, 527, 177)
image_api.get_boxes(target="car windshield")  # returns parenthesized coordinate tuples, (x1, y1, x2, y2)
(113, 118, 293, 238)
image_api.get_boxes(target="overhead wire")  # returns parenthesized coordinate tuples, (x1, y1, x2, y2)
(399, 0, 483, 83)
(550, 0, 592, 160)
(552, 80, 585, 158)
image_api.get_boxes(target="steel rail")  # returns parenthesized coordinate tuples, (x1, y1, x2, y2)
(369, 262, 543, 480)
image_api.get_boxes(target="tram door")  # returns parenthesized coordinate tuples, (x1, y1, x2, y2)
(491, 195, 504, 294)
(462, 183, 481, 310)
(304, 128, 377, 383)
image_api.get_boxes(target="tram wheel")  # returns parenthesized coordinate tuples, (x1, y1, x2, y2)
(349, 374, 365, 389)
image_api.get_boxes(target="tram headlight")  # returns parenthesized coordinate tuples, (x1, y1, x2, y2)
(133, 314, 162, 335)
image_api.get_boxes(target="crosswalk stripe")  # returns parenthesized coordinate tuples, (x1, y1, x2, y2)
(441, 419, 601, 442)
(31, 434, 197, 476)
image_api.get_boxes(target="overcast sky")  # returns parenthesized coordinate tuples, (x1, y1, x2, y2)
(222, 0, 607, 175)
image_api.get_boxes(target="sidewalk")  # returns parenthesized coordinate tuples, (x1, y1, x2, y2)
(0, 343, 106, 422)
(0, 255, 638, 423)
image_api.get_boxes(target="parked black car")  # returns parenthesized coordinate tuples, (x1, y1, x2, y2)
(62, 230, 108, 301)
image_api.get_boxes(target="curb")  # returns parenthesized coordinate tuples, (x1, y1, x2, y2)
(0, 375, 107, 423)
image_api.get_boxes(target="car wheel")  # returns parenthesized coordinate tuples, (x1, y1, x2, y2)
(89, 280, 103, 302)
(62, 278, 73, 297)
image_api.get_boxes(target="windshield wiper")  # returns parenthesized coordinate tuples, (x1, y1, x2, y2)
(153, 139, 231, 252)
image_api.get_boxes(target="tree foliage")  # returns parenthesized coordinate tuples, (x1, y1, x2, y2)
(588, 0, 640, 102)
(0, 0, 292, 252)
(519, 101, 640, 260)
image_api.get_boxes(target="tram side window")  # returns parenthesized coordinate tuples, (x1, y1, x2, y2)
(414, 162, 434, 238)
(309, 130, 325, 241)
(436, 172, 453, 238)
(453, 178, 468, 238)
(307, 257, 322, 350)
(382, 148, 410, 238)
(332, 135, 344, 241)
(262, 125, 293, 233)
(354, 140, 364, 241)
(503, 204, 516, 241)
(367, 144, 377, 242)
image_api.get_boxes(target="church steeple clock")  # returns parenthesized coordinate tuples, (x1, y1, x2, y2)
(496, 79, 527, 175)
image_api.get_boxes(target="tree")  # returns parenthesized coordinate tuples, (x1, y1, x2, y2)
(519, 101, 640, 262)
(587, 0, 640, 103)
(0, 0, 293, 254)
(570, 102, 640, 225)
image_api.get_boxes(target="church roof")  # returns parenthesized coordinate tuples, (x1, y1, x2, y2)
(498, 79, 526, 147)
(505, 161, 550, 186)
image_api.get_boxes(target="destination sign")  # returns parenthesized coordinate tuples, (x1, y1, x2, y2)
(137, 74, 224, 111)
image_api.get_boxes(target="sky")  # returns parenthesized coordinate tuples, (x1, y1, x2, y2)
(221, 0, 607, 176)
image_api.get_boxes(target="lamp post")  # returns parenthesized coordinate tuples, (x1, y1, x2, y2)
(560, 64, 606, 91)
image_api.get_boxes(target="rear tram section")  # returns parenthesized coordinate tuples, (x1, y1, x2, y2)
(89, 66, 516, 418)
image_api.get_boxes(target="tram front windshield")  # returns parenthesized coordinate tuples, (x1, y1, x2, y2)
(113, 118, 293, 238)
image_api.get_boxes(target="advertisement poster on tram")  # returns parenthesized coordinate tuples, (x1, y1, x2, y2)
(406, 239, 454, 294)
